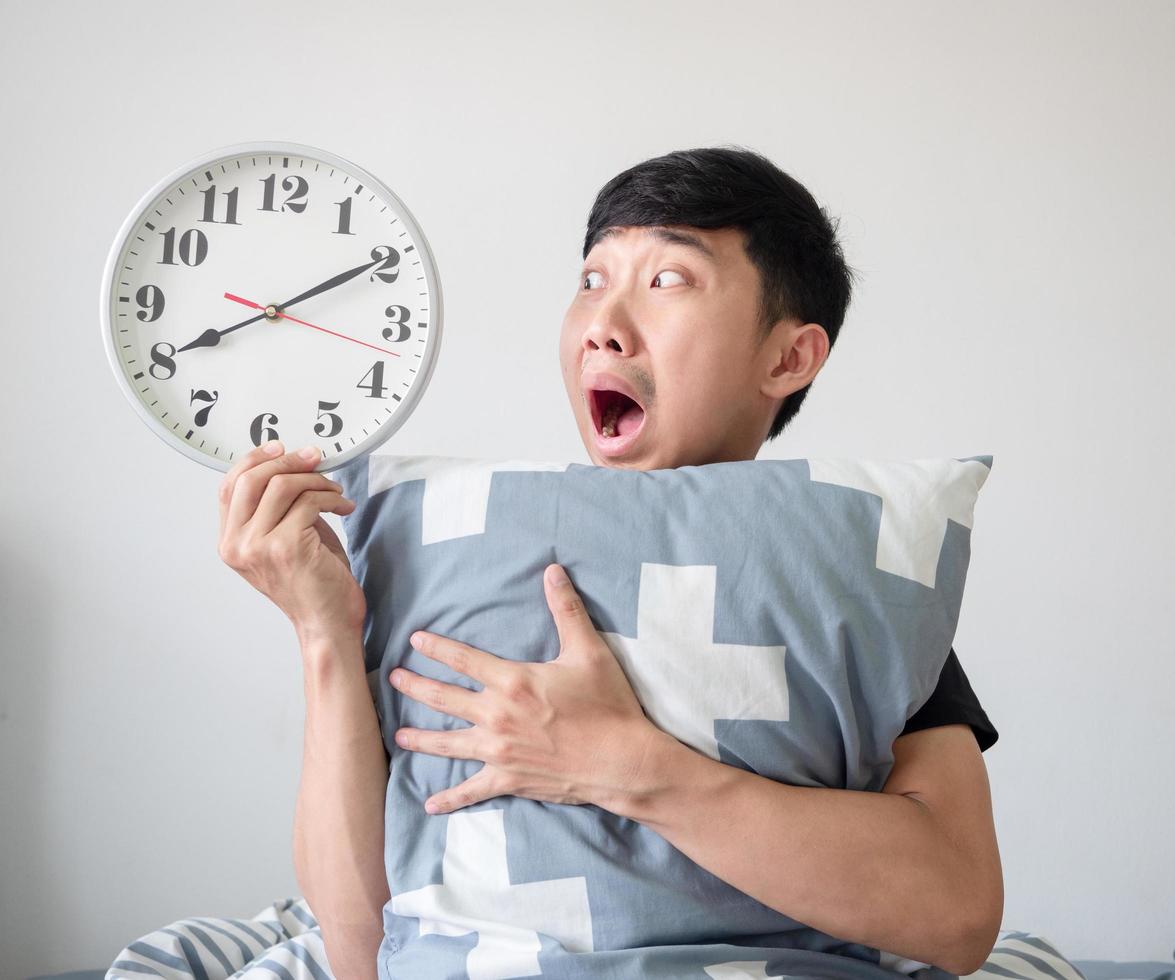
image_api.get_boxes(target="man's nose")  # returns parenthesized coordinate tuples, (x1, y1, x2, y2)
(581, 299, 637, 355)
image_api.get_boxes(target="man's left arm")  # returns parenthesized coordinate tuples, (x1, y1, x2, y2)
(606, 723, 1004, 976)
(392, 569, 1004, 976)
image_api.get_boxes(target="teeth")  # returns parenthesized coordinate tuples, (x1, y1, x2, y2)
(600, 400, 621, 438)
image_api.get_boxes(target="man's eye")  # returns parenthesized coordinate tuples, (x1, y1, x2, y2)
(652, 270, 687, 288)
(582, 271, 604, 290)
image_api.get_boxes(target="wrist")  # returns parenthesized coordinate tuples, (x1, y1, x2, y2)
(603, 724, 710, 826)
(297, 620, 366, 665)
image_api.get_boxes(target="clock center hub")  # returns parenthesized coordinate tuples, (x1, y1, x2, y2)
(264, 304, 279, 320)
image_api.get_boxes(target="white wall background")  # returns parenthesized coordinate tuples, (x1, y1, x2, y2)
(2, 1, 1172, 976)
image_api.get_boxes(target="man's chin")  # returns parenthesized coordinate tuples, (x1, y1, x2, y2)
(590, 447, 665, 472)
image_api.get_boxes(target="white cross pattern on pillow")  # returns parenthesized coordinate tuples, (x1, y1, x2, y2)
(598, 562, 789, 762)
(390, 808, 594, 979)
(806, 458, 991, 588)
(367, 455, 571, 545)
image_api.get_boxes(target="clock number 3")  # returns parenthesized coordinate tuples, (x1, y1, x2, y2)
(382, 304, 413, 343)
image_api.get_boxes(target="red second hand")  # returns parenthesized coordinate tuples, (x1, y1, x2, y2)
(222, 292, 401, 357)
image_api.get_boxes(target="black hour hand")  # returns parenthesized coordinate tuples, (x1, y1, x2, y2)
(176, 312, 266, 353)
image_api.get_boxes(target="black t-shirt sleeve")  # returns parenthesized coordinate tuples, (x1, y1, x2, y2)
(900, 648, 999, 752)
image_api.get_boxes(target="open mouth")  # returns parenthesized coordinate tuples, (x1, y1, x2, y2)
(589, 388, 647, 455)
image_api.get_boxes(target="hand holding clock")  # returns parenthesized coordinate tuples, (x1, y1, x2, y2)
(217, 440, 365, 646)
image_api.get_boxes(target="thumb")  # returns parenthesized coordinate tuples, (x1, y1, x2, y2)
(544, 563, 592, 649)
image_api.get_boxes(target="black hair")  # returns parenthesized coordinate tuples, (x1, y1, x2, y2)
(582, 145, 859, 441)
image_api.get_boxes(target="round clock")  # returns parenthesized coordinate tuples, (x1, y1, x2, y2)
(100, 140, 443, 474)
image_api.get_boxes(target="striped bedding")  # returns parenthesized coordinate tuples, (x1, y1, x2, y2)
(100, 897, 1166, 979)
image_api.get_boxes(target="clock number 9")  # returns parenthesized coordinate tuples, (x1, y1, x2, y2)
(135, 285, 165, 322)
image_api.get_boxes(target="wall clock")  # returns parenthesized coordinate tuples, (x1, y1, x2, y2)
(99, 140, 443, 474)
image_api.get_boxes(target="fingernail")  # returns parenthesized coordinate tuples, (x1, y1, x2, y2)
(299, 446, 319, 460)
(547, 563, 569, 586)
(263, 440, 283, 455)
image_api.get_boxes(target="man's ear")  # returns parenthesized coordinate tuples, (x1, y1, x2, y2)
(760, 320, 829, 402)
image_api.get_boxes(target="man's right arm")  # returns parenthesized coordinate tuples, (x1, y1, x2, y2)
(293, 629, 392, 980)
(215, 441, 390, 979)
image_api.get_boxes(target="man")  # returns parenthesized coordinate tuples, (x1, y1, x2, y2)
(218, 146, 1002, 979)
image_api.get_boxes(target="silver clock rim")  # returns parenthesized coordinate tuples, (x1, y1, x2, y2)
(99, 139, 445, 476)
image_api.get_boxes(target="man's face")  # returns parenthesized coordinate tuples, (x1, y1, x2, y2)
(559, 224, 804, 471)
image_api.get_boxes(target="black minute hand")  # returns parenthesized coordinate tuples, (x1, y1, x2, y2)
(273, 254, 384, 313)
(176, 255, 384, 353)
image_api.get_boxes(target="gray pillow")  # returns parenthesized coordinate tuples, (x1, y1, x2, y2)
(336, 451, 993, 980)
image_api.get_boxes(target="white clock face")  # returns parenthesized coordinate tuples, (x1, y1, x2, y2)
(101, 142, 443, 473)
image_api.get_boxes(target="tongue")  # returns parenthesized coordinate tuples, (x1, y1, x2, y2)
(615, 402, 644, 436)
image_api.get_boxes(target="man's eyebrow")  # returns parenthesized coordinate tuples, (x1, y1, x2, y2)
(594, 225, 717, 263)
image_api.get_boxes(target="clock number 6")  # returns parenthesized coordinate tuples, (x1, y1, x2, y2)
(250, 413, 280, 447)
